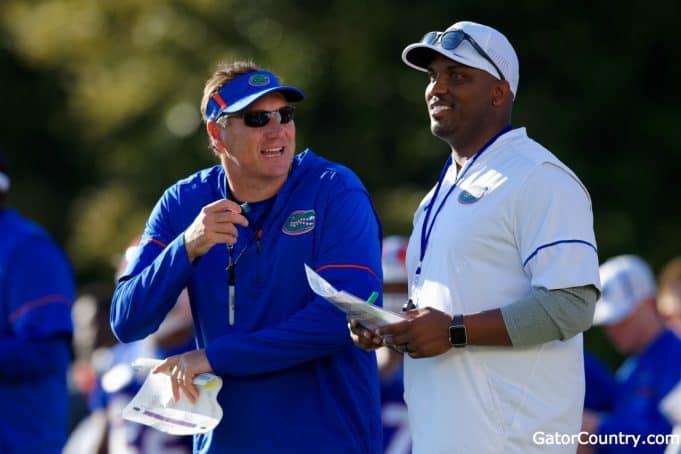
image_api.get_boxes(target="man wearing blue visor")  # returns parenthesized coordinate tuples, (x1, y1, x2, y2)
(111, 61, 383, 453)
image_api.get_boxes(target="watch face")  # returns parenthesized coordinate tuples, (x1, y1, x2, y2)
(449, 316, 467, 347)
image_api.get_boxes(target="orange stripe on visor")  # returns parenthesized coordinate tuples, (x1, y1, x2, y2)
(212, 93, 228, 110)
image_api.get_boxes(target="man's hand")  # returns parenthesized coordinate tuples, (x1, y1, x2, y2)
(378, 307, 452, 358)
(184, 199, 249, 262)
(152, 349, 214, 403)
(348, 319, 384, 351)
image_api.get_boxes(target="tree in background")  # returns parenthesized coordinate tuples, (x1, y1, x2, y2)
(1, 0, 679, 296)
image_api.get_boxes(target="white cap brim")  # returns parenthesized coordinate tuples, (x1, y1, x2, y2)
(401, 42, 502, 81)
(224, 86, 304, 114)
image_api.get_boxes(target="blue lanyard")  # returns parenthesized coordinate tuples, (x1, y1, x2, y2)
(417, 125, 512, 275)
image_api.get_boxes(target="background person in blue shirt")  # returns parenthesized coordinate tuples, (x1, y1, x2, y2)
(379, 235, 411, 454)
(65, 237, 194, 454)
(581, 255, 681, 453)
(110, 60, 383, 453)
(0, 151, 76, 453)
(583, 350, 616, 413)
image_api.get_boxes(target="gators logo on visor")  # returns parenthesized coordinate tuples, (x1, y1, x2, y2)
(248, 74, 270, 87)
(282, 210, 316, 235)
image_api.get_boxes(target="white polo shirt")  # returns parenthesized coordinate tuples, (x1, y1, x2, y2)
(404, 128, 600, 453)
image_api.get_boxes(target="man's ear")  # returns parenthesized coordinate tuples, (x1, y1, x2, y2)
(206, 120, 220, 140)
(206, 121, 224, 151)
(491, 81, 510, 107)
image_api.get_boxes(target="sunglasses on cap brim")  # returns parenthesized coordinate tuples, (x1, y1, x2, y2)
(421, 30, 506, 81)
(220, 106, 295, 128)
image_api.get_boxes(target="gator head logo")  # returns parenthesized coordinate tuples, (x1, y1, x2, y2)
(282, 210, 316, 235)
(248, 74, 270, 87)
(458, 185, 489, 204)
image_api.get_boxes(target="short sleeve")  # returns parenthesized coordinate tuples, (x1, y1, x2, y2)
(514, 163, 600, 291)
(6, 236, 75, 338)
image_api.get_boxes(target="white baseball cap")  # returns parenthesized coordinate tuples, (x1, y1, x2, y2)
(402, 21, 520, 98)
(593, 255, 657, 326)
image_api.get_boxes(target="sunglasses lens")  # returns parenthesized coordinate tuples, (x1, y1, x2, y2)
(421, 31, 439, 45)
(279, 106, 294, 124)
(243, 111, 269, 127)
(242, 106, 295, 128)
(440, 31, 464, 50)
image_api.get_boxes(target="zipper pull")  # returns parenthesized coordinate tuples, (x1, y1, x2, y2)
(228, 284, 235, 325)
(227, 244, 235, 325)
(226, 245, 233, 271)
(256, 230, 263, 254)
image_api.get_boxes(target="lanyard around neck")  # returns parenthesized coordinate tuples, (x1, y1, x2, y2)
(417, 125, 512, 275)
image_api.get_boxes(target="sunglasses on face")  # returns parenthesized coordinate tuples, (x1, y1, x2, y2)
(421, 30, 506, 81)
(222, 106, 296, 128)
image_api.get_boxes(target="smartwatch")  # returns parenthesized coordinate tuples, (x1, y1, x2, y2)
(448, 314, 467, 348)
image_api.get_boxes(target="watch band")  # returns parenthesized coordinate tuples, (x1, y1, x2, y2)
(449, 314, 467, 348)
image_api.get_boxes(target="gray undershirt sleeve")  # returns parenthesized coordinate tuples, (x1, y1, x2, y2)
(500, 285, 599, 347)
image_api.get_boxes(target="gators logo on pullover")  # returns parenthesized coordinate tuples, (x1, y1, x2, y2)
(282, 210, 316, 235)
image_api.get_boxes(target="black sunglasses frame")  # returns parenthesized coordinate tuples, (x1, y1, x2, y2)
(222, 106, 296, 128)
(422, 30, 506, 81)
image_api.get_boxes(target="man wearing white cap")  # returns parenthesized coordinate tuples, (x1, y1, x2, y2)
(582, 255, 681, 453)
(350, 21, 601, 452)
(111, 61, 383, 453)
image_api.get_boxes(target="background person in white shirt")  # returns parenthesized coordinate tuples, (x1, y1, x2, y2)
(350, 20, 600, 453)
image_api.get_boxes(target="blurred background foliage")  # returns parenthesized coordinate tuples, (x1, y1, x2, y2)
(1, 0, 679, 364)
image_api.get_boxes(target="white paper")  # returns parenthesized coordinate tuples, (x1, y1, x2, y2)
(662, 382, 681, 454)
(121, 358, 223, 435)
(304, 264, 406, 331)
(661, 381, 681, 424)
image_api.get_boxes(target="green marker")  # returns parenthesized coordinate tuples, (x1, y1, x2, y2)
(366, 291, 378, 305)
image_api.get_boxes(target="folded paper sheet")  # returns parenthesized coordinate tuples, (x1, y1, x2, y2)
(122, 358, 223, 436)
(304, 264, 406, 331)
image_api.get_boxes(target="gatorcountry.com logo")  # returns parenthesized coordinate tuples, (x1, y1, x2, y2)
(282, 210, 316, 235)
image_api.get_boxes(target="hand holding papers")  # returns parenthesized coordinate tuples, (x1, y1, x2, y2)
(122, 358, 223, 435)
(304, 264, 406, 331)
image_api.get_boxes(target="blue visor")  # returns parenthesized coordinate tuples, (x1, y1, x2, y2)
(205, 70, 304, 121)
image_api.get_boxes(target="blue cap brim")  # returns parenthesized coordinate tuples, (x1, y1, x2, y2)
(224, 86, 304, 114)
(205, 70, 305, 121)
